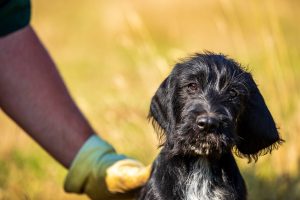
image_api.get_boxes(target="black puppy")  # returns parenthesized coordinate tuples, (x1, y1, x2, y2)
(137, 52, 282, 200)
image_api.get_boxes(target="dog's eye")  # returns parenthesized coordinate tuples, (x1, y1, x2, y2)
(187, 83, 198, 91)
(229, 89, 238, 100)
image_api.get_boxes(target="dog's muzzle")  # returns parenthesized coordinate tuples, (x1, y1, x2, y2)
(186, 113, 233, 156)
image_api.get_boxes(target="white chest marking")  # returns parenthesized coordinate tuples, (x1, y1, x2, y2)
(184, 159, 232, 200)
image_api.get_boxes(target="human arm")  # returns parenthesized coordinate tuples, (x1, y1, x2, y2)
(0, 25, 150, 199)
(0, 26, 93, 167)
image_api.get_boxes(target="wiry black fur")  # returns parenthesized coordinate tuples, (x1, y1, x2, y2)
(137, 52, 283, 200)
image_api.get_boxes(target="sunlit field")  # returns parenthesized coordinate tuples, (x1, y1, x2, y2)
(0, 0, 300, 199)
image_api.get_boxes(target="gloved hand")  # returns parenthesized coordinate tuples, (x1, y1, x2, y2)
(64, 135, 151, 200)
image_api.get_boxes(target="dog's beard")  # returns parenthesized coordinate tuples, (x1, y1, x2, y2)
(166, 121, 236, 158)
(188, 132, 233, 156)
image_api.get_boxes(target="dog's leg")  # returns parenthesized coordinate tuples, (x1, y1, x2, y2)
(137, 154, 187, 200)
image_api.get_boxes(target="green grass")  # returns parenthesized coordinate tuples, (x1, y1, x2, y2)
(0, 0, 299, 199)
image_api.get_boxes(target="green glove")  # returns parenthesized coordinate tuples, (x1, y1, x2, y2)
(64, 134, 151, 200)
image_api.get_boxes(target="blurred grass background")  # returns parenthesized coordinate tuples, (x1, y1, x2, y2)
(0, 0, 300, 199)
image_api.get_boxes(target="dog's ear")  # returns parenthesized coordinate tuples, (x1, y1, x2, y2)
(148, 75, 177, 142)
(235, 74, 283, 162)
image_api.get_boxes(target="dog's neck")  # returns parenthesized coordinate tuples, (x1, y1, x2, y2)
(138, 150, 246, 200)
(183, 157, 234, 200)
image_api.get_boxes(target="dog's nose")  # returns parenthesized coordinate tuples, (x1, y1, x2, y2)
(196, 116, 219, 131)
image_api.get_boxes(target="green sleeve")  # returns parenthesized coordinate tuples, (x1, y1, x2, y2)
(0, 0, 31, 37)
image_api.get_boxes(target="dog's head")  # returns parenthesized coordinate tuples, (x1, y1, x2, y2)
(149, 52, 282, 161)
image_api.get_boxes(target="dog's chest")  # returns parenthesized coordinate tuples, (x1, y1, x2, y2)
(183, 160, 231, 200)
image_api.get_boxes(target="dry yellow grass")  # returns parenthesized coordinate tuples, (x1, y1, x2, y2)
(0, 0, 299, 199)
